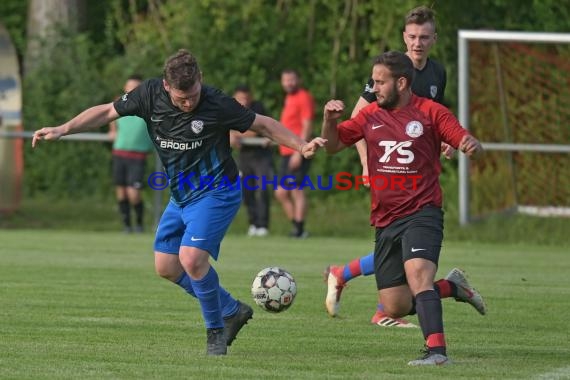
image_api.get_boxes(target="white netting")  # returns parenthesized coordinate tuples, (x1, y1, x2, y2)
(467, 39, 570, 218)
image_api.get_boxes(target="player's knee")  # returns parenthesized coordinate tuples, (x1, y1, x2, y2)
(179, 257, 198, 277)
(382, 303, 411, 319)
(274, 187, 287, 202)
(178, 249, 209, 278)
(154, 252, 181, 282)
(380, 293, 414, 318)
(154, 263, 179, 282)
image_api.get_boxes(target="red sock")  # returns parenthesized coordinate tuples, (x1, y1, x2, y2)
(342, 258, 362, 281)
(434, 279, 457, 299)
(426, 333, 447, 354)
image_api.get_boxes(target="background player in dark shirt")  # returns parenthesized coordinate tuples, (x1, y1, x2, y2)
(322, 51, 485, 365)
(356, 6, 450, 176)
(324, 5, 454, 326)
(32, 49, 325, 356)
(230, 85, 273, 237)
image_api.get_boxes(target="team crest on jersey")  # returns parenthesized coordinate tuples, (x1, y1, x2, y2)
(191, 120, 204, 134)
(430, 85, 438, 99)
(405, 121, 424, 138)
(121, 93, 128, 101)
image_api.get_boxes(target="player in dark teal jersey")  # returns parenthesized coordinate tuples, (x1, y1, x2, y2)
(32, 49, 325, 356)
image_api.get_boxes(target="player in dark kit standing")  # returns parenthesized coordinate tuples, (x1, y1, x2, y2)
(109, 75, 154, 233)
(324, 6, 457, 325)
(359, 6, 446, 112)
(32, 49, 325, 356)
(321, 51, 485, 365)
(230, 85, 274, 237)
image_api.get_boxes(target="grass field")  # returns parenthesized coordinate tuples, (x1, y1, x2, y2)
(1, 230, 569, 379)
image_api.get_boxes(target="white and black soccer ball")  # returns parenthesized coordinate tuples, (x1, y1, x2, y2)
(251, 267, 297, 313)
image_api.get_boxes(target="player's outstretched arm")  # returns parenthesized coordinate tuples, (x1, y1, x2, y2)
(441, 142, 455, 159)
(321, 100, 348, 154)
(459, 135, 484, 159)
(250, 114, 326, 159)
(32, 103, 120, 148)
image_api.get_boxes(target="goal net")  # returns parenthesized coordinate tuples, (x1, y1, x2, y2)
(458, 31, 570, 224)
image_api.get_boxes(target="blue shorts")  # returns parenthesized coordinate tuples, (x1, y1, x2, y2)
(154, 187, 242, 260)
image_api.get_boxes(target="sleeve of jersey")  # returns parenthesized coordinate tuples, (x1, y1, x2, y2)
(440, 68, 447, 104)
(360, 78, 376, 103)
(219, 96, 256, 133)
(300, 92, 315, 121)
(337, 112, 366, 146)
(251, 101, 267, 116)
(429, 103, 469, 148)
(113, 81, 149, 118)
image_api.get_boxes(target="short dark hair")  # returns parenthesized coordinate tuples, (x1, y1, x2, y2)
(234, 84, 251, 93)
(163, 49, 201, 91)
(405, 6, 436, 30)
(127, 74, 143, 82)
(281, 69, 300, 77)
(372, 51, 415, 87)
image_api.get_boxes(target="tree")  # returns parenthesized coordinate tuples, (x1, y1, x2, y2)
(25, 0, 86, 73)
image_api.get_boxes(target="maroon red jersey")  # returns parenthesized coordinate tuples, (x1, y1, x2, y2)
(337, 95, 468, 227)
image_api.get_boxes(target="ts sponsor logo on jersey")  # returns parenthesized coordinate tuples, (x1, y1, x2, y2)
(191, 120, 204, 134)
(378, 140, 414, 164)
(405, 121, 423, 138)
(430, 85, 438, 99)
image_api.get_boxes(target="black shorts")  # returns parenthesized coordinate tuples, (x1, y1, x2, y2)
(112, 156, 146, 188)
(374, 205, 444, 290)
(278, 155, 311, 186)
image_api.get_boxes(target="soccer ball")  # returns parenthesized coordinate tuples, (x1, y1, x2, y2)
(251, 267, 297, 313)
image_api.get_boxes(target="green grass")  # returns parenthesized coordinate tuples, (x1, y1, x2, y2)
(1, 230, 569, 379)
(3, 195, 570, 247)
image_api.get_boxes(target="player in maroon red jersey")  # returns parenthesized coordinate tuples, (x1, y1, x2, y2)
(321, 51, 486, 366)
(324, 6, 457, 327)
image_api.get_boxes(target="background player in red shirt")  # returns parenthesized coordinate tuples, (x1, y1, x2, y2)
(321, 51, 485, 365)
(275, 69, 315, 238)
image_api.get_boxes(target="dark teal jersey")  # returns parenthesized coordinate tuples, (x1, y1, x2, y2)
(362, 58, 447, 104)
(114, 78, 256, 205)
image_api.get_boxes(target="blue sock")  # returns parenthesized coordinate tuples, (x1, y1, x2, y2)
(220, 286, 239, 319)
(176, 272, 238, 318)
(360, 253, 374, 276)
(190, 266, 223, 329)
(340, 253, 375, 282)
(175, 272, 197, 297)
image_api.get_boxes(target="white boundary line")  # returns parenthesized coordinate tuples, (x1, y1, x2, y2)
(535, 365, 570, 379)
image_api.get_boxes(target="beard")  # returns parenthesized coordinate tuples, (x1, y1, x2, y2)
(283, 85, 299, 94)
(376, 83, 399, 109)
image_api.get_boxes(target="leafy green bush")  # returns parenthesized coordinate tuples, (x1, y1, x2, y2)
(23, 32, 113, 199)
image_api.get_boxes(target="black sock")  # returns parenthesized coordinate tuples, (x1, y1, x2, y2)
(291, 220, 298, 234)
(415, 289, 446, 356)
(293, 220, 304, 235)
(133, 202, 144, 227)
(118, 200, 131, 228)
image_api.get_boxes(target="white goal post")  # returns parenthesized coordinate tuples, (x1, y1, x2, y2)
(458, 30, 570, 225)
